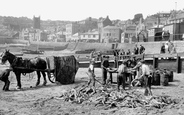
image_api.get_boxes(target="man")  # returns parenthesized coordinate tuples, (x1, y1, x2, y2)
(126, 49, 131, 55)
(101, 55, 110, 85)
(160, 43, 165, 54)
(107, 60, 128, 91)
(134, 44, 139, 55)
(132, 60, 152, 96)
(139, 45, 145, 54)
(116, 60, 128, 91)
(113, 49, 119, 68)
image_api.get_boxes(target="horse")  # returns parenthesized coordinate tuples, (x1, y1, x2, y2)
(1, 50, 47, 89)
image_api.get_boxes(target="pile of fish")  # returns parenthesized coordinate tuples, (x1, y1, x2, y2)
(56, 85, 179, 109)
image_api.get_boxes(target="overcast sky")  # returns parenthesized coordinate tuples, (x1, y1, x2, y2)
(0, 0, 183, 21)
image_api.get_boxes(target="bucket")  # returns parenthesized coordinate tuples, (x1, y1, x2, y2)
(160, 71, 169, 86)
(167, 70, 174, 82)
(152, 71, 160, 85)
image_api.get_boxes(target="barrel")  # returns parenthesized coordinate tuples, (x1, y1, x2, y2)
(160, 71, 169, 86)
(167, 70, 174, 82)
(152, 71, 160, 85)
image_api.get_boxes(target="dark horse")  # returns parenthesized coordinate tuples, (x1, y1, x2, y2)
(1, 50, 47, 89)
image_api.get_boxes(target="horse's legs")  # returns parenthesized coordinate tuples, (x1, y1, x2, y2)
(36, 71, 41, 86)
(15, 72, 21, 89)
(41, 72, 47, 86)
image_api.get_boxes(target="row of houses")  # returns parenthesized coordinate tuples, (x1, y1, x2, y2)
(65, 12, 172, 43)
(20, 10, 184, 43)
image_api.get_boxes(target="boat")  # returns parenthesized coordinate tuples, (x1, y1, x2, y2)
(22, 49, 44, 54)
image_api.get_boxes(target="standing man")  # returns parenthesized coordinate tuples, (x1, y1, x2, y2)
(113, 49, 119, 68)
(101, 55, 110, 85)
(160, 43, 165, 54)
(134, 44, 139, 55)
(139, 44, 145, 54)
(116, 60, 128, 91)
(132, 60, 152, 96)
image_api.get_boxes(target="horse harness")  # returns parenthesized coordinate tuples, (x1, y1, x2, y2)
(11, 57, 35, 76)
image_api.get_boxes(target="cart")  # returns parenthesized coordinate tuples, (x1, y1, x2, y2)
(45, 55, 79, 84)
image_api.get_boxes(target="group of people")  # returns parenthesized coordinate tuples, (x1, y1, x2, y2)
(160, 40, 176, 54)
(114, 44, 145, 58)
(87, 55, 152, 96)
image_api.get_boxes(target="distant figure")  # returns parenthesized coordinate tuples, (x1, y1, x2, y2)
(170, 43, 177, 54)
(165, 42, 169, 54)
(139, 45, 145, 54)
(126, 49, 131, 55)
(90, 51, 95, 59)
(101, 56, 110, 85)
(119, 49, 125, 60)
(113, 49, 119, 68)
(0, 69, 11, 91)
(167, 40, 173, 53)
(134, 44, 139, 55)
(160, 43, 165, 54)
(97, 51, 102, 61)
(119, 49, 125, 55)
(162, 30, 170, 41)
(113, 49, 119, 57)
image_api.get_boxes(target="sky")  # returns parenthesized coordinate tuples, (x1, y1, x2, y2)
(0, 0, 183, 21)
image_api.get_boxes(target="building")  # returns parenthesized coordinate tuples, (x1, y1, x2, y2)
(33, 16, 41, 29)
(121, 25, 136, 43)
(65, 17, 98, 42)
(144, 12, 170, 29)
(136, 18, 148, 42)
(21, 28, 30, 40)
(101, 26, 121, 43)
(147, 27, 163, 41)
(65, 22, 80, 42)
(56, 31, 66, 42)
(164, 10, 184, 41)
(98, 16, 113, 42)
(144, 15, 158, 29)
(80, 29, 99, 42)
(71, 33, 80, 42)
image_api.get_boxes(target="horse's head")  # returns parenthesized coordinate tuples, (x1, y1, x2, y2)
(1, 49, 13, 64)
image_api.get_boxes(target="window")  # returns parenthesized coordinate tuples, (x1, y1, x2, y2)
(88, 35, 90, 38)
(83, 35, 85, 37)
(93, 35, 96, 38)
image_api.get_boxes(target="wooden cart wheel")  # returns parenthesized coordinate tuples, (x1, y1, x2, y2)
(48, 71, 56, 83)
(46, 57, 56, 83)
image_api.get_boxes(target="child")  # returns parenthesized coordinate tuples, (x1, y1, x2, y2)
(0, 69, 11, 91)
(87, 58, 96, 92)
